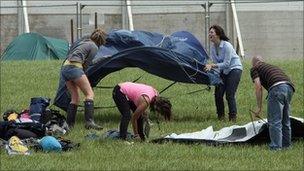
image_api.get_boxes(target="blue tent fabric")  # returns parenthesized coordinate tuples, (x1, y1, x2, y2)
(88, 30, 220, 87)
(54, 30, 222, 111)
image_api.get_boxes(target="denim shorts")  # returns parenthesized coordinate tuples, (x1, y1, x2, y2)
(61, 65, 84, 81)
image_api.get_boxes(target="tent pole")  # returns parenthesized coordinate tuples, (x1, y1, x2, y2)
(126, 0, 134, 31)
(79, 3, 84, 38)
(17, 0, 23, 35)
(230, 0, 245, 58)
(70, 19, 74, 43)
(95, 12, 98, 29)
(207, 1, 213, 56)
(21, 0, 30, 33)
(121, 0, 127, 29)
(201, 3, 208, 57)
(159, 82, 177, 95)
(76, 2, 79, 39)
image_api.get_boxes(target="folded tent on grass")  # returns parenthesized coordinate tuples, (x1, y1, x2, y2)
(151, 116, 304, 145)
(1, 32, 68, 60)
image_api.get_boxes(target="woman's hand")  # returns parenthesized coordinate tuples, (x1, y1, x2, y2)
(204, 64, 213, 72)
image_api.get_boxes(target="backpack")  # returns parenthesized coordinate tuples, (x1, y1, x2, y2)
(29, 97, 51, 122)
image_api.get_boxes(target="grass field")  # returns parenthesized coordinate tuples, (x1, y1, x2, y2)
(1, 59, 303, 170)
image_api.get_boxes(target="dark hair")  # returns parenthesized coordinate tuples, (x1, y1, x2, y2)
(150, 96, 172, 121)
(90, 28, 107, 47)
(209, 24, 229, 41)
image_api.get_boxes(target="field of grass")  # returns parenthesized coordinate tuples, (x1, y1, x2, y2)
(0, 59, 303, 170)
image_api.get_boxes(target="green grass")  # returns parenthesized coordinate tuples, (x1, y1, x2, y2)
(1, 59, 303, 170)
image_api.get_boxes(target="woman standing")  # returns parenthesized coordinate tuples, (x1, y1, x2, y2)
(112, 82, 172, 141)
(204, 25, 243, 122)
(61, 28, 107, 130)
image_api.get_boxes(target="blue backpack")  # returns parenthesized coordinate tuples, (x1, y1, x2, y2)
(29, 97, 50, 122)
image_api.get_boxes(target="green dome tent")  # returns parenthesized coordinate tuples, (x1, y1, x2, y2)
(1, 32, 69, 60)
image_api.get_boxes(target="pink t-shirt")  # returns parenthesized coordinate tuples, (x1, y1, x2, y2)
(119, 82, 158, 106)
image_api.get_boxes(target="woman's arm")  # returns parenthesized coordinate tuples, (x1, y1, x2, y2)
(131, 95, 149, 137)
(204, 43, 233, 72)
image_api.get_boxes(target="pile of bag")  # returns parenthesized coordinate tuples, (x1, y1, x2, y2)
(0, 97, 79, 155)
(0, 97, 69, 140)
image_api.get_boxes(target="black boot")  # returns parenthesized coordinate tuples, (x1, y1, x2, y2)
(229, 113, 237, 122)
(84, 100, 102, 130)
(119, 114, 131, 140)
(217, 114, 225, 121)
(66, 103, 78, 129)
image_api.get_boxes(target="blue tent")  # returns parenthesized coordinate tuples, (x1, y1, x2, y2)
(54, 30, 222, 111)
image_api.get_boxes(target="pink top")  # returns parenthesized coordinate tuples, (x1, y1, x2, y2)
(119, 82, 158, 106)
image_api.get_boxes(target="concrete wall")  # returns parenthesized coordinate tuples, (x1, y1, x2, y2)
(1, 1, 303, 58)
(238, 11, 303, 59)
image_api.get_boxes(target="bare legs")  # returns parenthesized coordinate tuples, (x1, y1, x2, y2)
(66, 75, 102, 130)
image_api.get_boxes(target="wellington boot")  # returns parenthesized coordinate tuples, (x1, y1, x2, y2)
(229, 113, 237, 122)
(84, 100, 102, 130)
(66, 103, 78, 129)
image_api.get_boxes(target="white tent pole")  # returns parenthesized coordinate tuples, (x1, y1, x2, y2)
(126, 0, 134, 31)
(121, 0, 127, 29)
(17, 0, 23, 35)
(21, 0, 30, 33)
(230, 0, 244, 58)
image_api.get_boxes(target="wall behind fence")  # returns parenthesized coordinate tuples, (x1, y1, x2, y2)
(1, 1, 303, 59)
(238, 11, 303, 59)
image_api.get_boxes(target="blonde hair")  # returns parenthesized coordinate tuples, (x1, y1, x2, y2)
(90, 28, 107, 47)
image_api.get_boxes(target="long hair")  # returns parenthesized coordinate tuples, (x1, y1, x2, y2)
(150, 96, 172, 121)
(209, 24, 229, 41)
(90, 28, 107, 47)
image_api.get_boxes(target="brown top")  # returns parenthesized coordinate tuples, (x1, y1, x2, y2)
(250, 62, 295, 92)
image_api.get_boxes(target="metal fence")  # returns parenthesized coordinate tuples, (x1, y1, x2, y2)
(1, 0, 303, 58)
